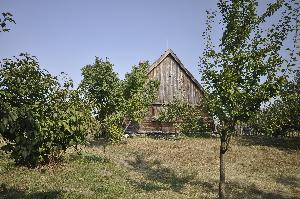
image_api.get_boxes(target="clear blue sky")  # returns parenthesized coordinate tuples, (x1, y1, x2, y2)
(0, 0, 218, 86)
(0, 0, 295, 87)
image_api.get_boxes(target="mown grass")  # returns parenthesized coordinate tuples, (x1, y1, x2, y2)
(0, 136, 299, 199)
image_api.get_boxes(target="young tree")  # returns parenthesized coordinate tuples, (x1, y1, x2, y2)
(122, 61, 159, 132)
(80, 59, 158, 141)
(200, 0, 298, 198)
(79, 57, 123, 122)
(79, 57, 123, 140)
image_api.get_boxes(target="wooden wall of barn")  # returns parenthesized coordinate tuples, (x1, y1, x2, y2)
(139, 54, 204, 133)
(148, 55, 203, 105)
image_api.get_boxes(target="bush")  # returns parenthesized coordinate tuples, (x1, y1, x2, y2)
(248, 71, 300, 137)
(0, 54, 95, 166)
(159, 99, 212, 135)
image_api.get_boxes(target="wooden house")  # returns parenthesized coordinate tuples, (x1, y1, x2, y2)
(139, 49, 205, 133)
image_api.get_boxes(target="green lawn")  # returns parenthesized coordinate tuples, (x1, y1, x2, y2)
(0, 136, 299, 199)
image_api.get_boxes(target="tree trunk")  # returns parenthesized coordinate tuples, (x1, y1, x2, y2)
(219, 135, 226, 199)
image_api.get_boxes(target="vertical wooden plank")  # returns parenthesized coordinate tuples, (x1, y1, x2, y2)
(158, 63, 162, 103)
(187, 77, 190, 103)
(194, 88, 197, 104)
(170, 58, 172, 101)
(189, 77, 192, 103)
(191, 83, 194, 104)
(153, 65, 156, 81)
(181, 69, 184, 99)
(193, 84, 196, 104)
(180, 70, 182, 99)
(183, 70, 186, 99)
(161, 61, 164, 104)
(197, 89, 202, 103)
(164, 58, 168, 103)
(182, 71, 185, 100)
(169, 57, 172, 102)
(165, 57, 169, 103)
(166, 56, 170, 103)
(154, 66, 161, 103)
(196, 89, 200, 104)
(195, 85, 197, 104)
(173, 59, 176, 100)
(170, 58, 174, 101)
(154, 66, 157, 102)
(195, 89, 198, 104)
(163, 59, 166, 103)
(186, 76, 189, 103)
(190, 81, 194, 104)
(191, 82, 194, 104)
(161, 58, 164, 103)
(175, 60, 178, 99)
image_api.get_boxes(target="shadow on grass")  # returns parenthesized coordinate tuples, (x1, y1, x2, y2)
(126, 153, 298, 198)
(275, 175, 300, 189)
(191, 180, 298, 199)
(86, 138, 108, 148)
(126, 152, 196, 192)
(0, 152, 22, 176)
(69, 152, 110, 164)
(0, 183, 61, 199)
(86, 139, 128, 152)
(237, 136, 300, 150)
(226, 181, 299, 199)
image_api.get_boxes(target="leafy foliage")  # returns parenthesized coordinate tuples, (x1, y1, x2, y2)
(200, 0, 298, 198)
(122, 61, 159, 126)
(201, 1, 295, 129)
(159, 99, 211, 135)
(249, 71, 300, 137)
(0, 54, 94, 166)
(0, 12, 15, 32)
(79, 57, 123, 140)
(79, 57, 123, 121)
(79, 59, 158, 141)
(200, 0, 298, 147)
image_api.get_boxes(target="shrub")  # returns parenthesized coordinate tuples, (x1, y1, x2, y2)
(159, 99, 212, 135)
(0, 54, 94, 166)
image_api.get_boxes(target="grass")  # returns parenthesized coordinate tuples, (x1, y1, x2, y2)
(0, 136, 299, 199)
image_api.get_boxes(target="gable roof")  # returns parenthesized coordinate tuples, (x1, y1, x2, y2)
(148, 49, 204, 92)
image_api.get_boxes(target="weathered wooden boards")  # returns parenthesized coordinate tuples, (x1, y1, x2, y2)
(139, 49, 205, 133)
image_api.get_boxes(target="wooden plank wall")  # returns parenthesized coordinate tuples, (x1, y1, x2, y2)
(148, 55, 203, 105)
(140, 55, 204, 133)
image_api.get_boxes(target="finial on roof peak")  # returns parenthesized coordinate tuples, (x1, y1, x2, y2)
(165, 48, 175, 55)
